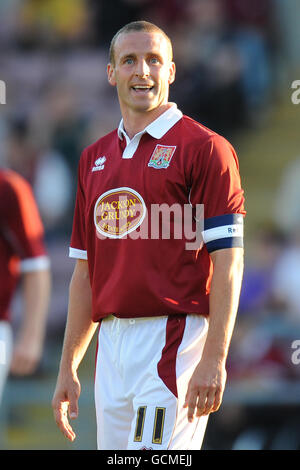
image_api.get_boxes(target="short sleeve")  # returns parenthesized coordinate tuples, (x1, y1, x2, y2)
(69, 154, 88, 260)
(0, 171, 49, 271)
(189, 134, 246, 253)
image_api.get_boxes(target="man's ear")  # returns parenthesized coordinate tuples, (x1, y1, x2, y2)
(168, 62, 176, 85)
(107, 63, 116, 86)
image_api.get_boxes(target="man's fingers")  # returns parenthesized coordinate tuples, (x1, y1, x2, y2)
(192, 386, 209, 418)
(184, 386, 205, 422)
(68, 382, 80, 419)
(69, 398, 79, 419)
(185, 386, 224, 421)
(53, 401, 76, 442)
(211, 386, 223, 413)
(197, 388, 215, 416)
(183, 364, 227, 423)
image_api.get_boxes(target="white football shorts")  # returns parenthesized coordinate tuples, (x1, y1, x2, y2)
(0, 321, 13, 405)
(94, 314, 209, 450)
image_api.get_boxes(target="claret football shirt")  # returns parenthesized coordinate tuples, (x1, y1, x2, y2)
(70, 104, 246, 321)
(0, 169, 50, 321)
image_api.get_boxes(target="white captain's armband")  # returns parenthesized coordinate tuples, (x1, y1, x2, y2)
(202, 213, 244, 253)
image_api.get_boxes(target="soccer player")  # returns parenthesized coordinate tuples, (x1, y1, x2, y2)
(52, 21, 245, 450)
(0, 169, 51, 404)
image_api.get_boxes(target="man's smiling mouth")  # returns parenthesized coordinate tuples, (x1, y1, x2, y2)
(131, 85, 154, 92)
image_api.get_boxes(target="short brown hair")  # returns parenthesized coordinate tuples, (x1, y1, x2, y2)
(109, 20, 173, 65)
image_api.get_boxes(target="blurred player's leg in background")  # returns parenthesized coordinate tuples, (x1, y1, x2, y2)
(0, 321, 13, 446)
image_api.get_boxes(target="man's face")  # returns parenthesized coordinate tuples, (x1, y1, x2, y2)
(107, 31, 176, 115)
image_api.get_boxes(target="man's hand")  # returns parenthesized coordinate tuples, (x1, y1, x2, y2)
(183, 359, 227, 422)
(52, 371, 81, 442)
(10, 335, 43, 376)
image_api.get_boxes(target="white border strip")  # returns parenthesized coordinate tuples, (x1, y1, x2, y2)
(69, 247, 88, 260)
(202, 224, 243, 244)
(0, 340, 6, 365)
(20, 256, 50, 273)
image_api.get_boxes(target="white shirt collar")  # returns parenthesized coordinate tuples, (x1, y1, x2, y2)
(117, 103, 183, 143)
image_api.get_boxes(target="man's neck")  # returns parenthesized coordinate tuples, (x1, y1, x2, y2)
(121, 103, 172, 140)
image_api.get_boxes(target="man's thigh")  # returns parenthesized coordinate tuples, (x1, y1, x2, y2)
(95, 318, 133, 450)
(126, 315, 209, 450)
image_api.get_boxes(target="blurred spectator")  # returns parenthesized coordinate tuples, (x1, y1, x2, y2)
(33, 149, 73, 235)
(238, 226, 286, 316)
(138, 0, 188, 32)
(224, 0, 274, 35)
(273, 157, 300, 235)
(17, 0, 90, 49)
(228, 224, 300, 384)
(271, 227, 300, 323)
(4, 118, 38, 184)
(88, 0, 152, 46)
(0, 0, 23, 48)
(171, 0, 272, 137)
(3, 115, 74, 235)
(170, 0, 246, 136)
(32, 80, 88, 179)
(272, 157, 300, 318)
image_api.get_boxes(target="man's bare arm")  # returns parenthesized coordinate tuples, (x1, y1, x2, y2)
(184, 247, 244, 421)
(10, 268, 51, 375)
(52, 259, 98, 442)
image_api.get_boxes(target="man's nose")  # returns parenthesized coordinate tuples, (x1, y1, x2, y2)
(135, 59, 150, 78)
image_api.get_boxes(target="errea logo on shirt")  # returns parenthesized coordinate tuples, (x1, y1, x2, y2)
(92, 156, 106, 172)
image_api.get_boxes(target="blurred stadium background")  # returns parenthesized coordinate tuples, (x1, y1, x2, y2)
(0, 0, 300, 450)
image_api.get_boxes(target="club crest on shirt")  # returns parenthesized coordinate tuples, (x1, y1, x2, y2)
(148, 145, 176, 169)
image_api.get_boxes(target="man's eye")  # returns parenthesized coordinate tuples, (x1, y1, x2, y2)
(125, 58, 134, 64)
(150, 58, 159, 64)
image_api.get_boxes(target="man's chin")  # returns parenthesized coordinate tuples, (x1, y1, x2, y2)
(131, 102, 158, 113)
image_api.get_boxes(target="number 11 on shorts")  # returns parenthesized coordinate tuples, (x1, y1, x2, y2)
(134, 406, 166, 445)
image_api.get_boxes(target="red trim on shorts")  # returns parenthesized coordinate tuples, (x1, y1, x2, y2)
(157, 315, 186, 398)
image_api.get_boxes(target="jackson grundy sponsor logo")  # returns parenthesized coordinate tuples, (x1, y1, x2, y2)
(93, 187, 206, 249)
(94, 187, 146, 239)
